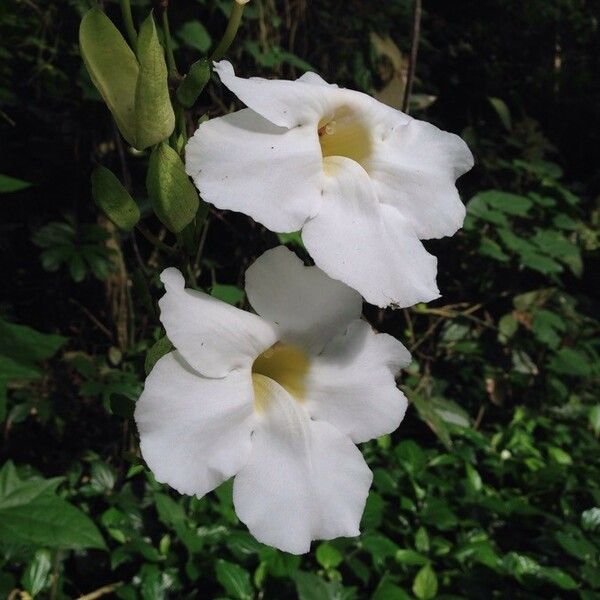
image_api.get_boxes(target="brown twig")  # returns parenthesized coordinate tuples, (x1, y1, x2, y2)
(77, 582, 124, 600)
(402, 0, 422, 114)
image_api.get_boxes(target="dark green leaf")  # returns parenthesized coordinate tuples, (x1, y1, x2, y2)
(215, 559, 253, 600)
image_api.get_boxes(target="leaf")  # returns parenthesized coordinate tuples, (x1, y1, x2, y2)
(147, 143, 199, 233)
(548, 347, 591, 377)
(480, 190, 533, 216)
(0, 174, 32, 193)
(215, 559, 253, 600)
(134, 13, 175, 150)
(554, 530, 596, 561)
(410, 392, 453, 450)
(479, 237, 509, 262)
(488, 97, 512, 130)
(412, 564, 438, 600)
(581, 507, 600, 532)
(588, 406, 600, 436)
(79, 8, 139, 146)
(145, 335, 173, 375)
(177, 58, 211, 108)
(21, 549, 52, 597)
(0, 495, 106, 550)
(210, 284, 245, 306)
(0, 318, 66, 365)
(0, 477, 63, 510)
(316, 543, 343, 569)
(395, 549, 429, 566)
(294, 572, 354, 600)
(91, 165, 140, 231)
(362, 534, 399, 563)
(178, 21, 212, 53)
(373, 574, 411, 600)
(154, 493, 186, 527)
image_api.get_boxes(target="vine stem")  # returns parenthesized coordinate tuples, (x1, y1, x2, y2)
(119, 0, 138, 52)
(161, 9, 178, 76)
(402, 0, 422, 114)
(211, 1, 247, 61)
(135, 224, 178, 255)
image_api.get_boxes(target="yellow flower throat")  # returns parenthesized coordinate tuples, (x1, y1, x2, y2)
(251, 343, 309, 412)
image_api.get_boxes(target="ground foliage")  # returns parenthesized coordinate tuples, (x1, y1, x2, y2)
(0, 0, 599, 598)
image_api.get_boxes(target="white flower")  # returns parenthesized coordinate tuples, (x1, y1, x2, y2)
(135, 246, 411, 554)
(185, 61, 474, 308)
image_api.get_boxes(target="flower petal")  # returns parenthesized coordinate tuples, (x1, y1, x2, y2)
(214, 60, 336, 128)
(159, 268, 277, 378)
(185, 108, 322, 232)
(245, 246, 362, 353)
(233, 378, 372, 554)
(135, 352, 256, 497)
(366, 118, 474, 239)
(302, 157, 440, 308)
(305, 319, 410, 443)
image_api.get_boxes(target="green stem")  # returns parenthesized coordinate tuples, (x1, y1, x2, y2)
(119, 0, 138, 52)
(211, 1, 246, 61)
(135, 224, 178, 255)
(161, 9, 178, 76)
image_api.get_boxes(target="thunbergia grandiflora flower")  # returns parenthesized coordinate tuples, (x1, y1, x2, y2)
(185, 61, 474, 308)
(135, 246, 411, 553)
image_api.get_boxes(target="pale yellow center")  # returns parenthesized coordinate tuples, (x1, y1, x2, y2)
(318, 107, 372, 174)
(251, 343, 309, 412)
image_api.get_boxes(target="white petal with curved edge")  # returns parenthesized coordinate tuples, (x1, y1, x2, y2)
(296, 71, 338, 88)
(305, 319, 410, 443)
(135, 352, 256, 497)
(214, 60, 336, 128)
(185, 109, 322, 232)
(366, 118, 474, 239)
(159, 268, 278, 378)
(302, 157, 440, 309)
(233, 377, 372, 554)
(245, 246, 362, 353)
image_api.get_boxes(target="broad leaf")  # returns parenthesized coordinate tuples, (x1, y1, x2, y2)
(91, 165, 140, 231)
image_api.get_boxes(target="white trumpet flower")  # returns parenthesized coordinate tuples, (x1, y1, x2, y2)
(185, 61, 474, 308)
(135, 246, 411, 554)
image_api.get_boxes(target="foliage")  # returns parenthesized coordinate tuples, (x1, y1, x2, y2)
(0, 0, 598, 598)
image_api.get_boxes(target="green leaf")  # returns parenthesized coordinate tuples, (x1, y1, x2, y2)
(554, 530, 596, 561)
(294, 572, 354, 600)
(0, 496, 106, 550)
(588, 406, 600, 436)
(0, 477, 62, 510)
(145, 335, 173, 375)
(147, 143, 199, 233)
(79, 8, 139, 146)
(177, 58, 211, 108)
(395, 549, 429, 566)
(581, 507, 600, 532)
(210, 284, 245, 306)
(91, 165, 140, 231)
(155, 493, 186, 527)
(531, 309, 565, 349)
(547, 446, 572, 466)
(519, 251, 563, 275)
(0, 318, 66, 365)
(488, 97, 512, 130)
(479, 237, 509, 262)
(0, 174, 32, 193)
(21, 549, 52, 597)
(362, 533, 399, 563)
(373, 575, 411, 600)
(215, 559, 253, 600)
(178, 20, 212, 53)
(548, 347, 591, 377)
(109, 393, 135, 419)
(316, 542, 343, 569)
(134, 13, 175, 150)
(412, 564, 438, 600)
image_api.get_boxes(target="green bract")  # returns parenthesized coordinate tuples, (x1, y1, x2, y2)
(146, 143, 199, 233)
(91, 165, 140, 231)
(80, 8, 174, 150)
